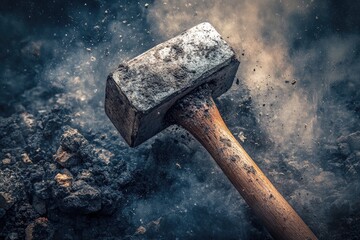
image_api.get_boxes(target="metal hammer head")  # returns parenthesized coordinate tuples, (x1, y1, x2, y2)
(105, 22, 239, 147)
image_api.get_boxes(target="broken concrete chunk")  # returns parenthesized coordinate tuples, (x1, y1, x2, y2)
(60, 180, 101, 214)
(21, 153, 33, 164)
(54, 170, 73, 188)
(54, 146, 79, 168)
(2, 158, 12, 165)
(60, 127, 88, 153)
(54, 127, 92, 167)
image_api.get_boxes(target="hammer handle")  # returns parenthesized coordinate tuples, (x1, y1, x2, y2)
(169, 88, 317, 240)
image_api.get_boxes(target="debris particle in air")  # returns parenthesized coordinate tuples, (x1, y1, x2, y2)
(238, 132, 247, 143)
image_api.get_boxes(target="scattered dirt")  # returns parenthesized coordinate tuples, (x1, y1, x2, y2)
(243, 163, 256, 175)
(220, 137, 232, 147)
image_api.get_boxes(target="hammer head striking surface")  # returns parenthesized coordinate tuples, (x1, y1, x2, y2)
(105, 22, 239, 146)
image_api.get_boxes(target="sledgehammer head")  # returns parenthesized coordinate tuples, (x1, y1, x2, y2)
(105, 22, 239, 147)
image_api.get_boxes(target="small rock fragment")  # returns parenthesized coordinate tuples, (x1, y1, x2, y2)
(54, 146, 78, 167)
(54, 127, 90, 167)
(25, 217, 54, 240)
(136, 226, 146, 234)
(238, 131, 247, 142)
(54, 170, 73, 188)
(95, 148, 113, 164)
(20, 112, 36, 129)
(22, 153, 32, 164)
(60, 180, 101, 214)
(135, 217, 162, 236)
(0, 192, 15, 210)
(2, 158, 11, 165)
(60, 127, 88, 153)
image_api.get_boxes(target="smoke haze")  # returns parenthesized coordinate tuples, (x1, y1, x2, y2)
(0, 0, 359, 239)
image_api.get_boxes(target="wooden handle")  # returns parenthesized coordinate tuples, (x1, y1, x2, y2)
(168, 87, 317, 240)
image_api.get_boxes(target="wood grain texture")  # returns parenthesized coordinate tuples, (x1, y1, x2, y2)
(169, 87, 317, 240)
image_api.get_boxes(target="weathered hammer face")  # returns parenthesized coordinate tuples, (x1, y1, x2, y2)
(105, 22, 239, 147)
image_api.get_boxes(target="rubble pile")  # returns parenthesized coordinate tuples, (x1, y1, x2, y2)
(0, 106, 134, 238)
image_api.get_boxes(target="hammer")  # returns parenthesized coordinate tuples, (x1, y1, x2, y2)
(105, 22, 317, 240)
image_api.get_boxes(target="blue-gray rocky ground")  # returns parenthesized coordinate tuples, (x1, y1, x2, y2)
(1, 0, 359, 239)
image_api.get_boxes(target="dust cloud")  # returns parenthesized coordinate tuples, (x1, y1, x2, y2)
(1, 0, 359, 239)
(142, 0, 360, 238)
(148, 0, 319, 152)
